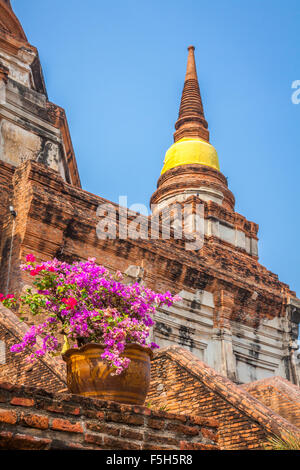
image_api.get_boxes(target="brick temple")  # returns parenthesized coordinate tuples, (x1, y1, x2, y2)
(0, 0, 299, 450)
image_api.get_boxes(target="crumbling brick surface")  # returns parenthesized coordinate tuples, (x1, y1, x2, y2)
(147, 347, 300, 450)
(0, 381, 219, 450)
(0, 304, 66, 392)
(242, 376, 300, 429)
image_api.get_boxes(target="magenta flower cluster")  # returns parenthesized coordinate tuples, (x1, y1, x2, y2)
(2, 255, 181, 375)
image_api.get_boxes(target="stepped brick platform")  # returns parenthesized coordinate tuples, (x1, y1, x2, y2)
(148, 346, 300, 450)
(0, 304, 66, 392)
(242, 376, 300, 429)
(2, 299, 300, 451)
(0, 382, 219, 451)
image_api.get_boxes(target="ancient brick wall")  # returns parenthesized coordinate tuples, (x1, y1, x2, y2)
(147, 347, 300, 450)
(0, 159, 298, 384)
(0, 382, 219, 450)
(0, 162, 15, 291)
(242, 377, 300, 429)
(0, 0, 81, 188)
(0, 304, 66, 393)
(0, 325, 66, 393)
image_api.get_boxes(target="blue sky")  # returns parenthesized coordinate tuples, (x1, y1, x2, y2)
(13, 0, 300, 295)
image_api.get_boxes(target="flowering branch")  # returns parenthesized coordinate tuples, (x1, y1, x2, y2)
(1, 255, 181, 375)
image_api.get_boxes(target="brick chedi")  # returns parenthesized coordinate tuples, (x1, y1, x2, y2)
(151, 45, 227, 212)
(0, 0, 300, 441)
(150, 45, 300, 384)
(0, 0, 80, 186)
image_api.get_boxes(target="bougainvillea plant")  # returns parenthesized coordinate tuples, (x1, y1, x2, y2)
(0, 255, 181, 375)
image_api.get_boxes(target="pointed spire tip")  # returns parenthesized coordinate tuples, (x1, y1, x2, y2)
(173, 44, 209, 143)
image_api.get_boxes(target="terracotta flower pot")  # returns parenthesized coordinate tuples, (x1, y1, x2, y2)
(62, 343, 153, 405)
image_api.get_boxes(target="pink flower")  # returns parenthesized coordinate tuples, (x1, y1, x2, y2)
(29, 266, 43, 277)
(62, 298, 78, 310)
(26, 254, 35, 263)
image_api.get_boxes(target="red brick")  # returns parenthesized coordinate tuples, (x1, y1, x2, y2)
(0, 430, 13, 439)
(21, 412, 49, 430)
(11, 397, 35, 407)
(12, 433, 51, 450)
(133, 405, 151, 416)
(144, 432, 178, 446)
(180, 441, 218, 450)
(83, 409, 104, 420)
(87, 421, 119, 437)
(0, 431, 12, 438)
(45, 404, 64, 414)
(46, 403, 81, 416)
(201, 427, 218, 442)
(162, 412, 187, 423)
(120, 428, 144, 441)
(119, 404, 133, 413)
(67, 407, 81, 416)
(85, 433, 103, 446)
(0, 409, 18, 424)
(102, 436, 141, 450)
(67, 442, 97, 450)
(0, 431, 13, 449)
(142, 443, 174, 450)
(106, 412, 144, 426)
(51, 418, 83, 433)
(147, 418, 165, 430)
(189, 415, 219, 427)
(0, 394, 8, 403)
(0, 383, 15, 391)
(105, 400, 122, 409)
(0, 429, 51, 450)
(166, 422, 199, 436)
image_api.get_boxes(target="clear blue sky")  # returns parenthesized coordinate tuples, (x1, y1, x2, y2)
(13, 0, 300, 295)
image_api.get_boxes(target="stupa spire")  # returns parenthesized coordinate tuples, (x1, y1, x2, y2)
(185, 45, 198, 80)
(174, 46, 209, 142)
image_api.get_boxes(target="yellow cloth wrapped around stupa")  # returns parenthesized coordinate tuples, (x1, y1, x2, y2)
(161, 137, 220, 175)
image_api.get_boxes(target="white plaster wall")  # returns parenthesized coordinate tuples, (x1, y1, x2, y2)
(153, 289, 214, 361)
(154, 290, 296, 384)
(0, 48, 35, 88)
(0, 119, 42, 165)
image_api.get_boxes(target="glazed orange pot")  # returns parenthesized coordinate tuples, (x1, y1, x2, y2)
(62, 343, 153, 405)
